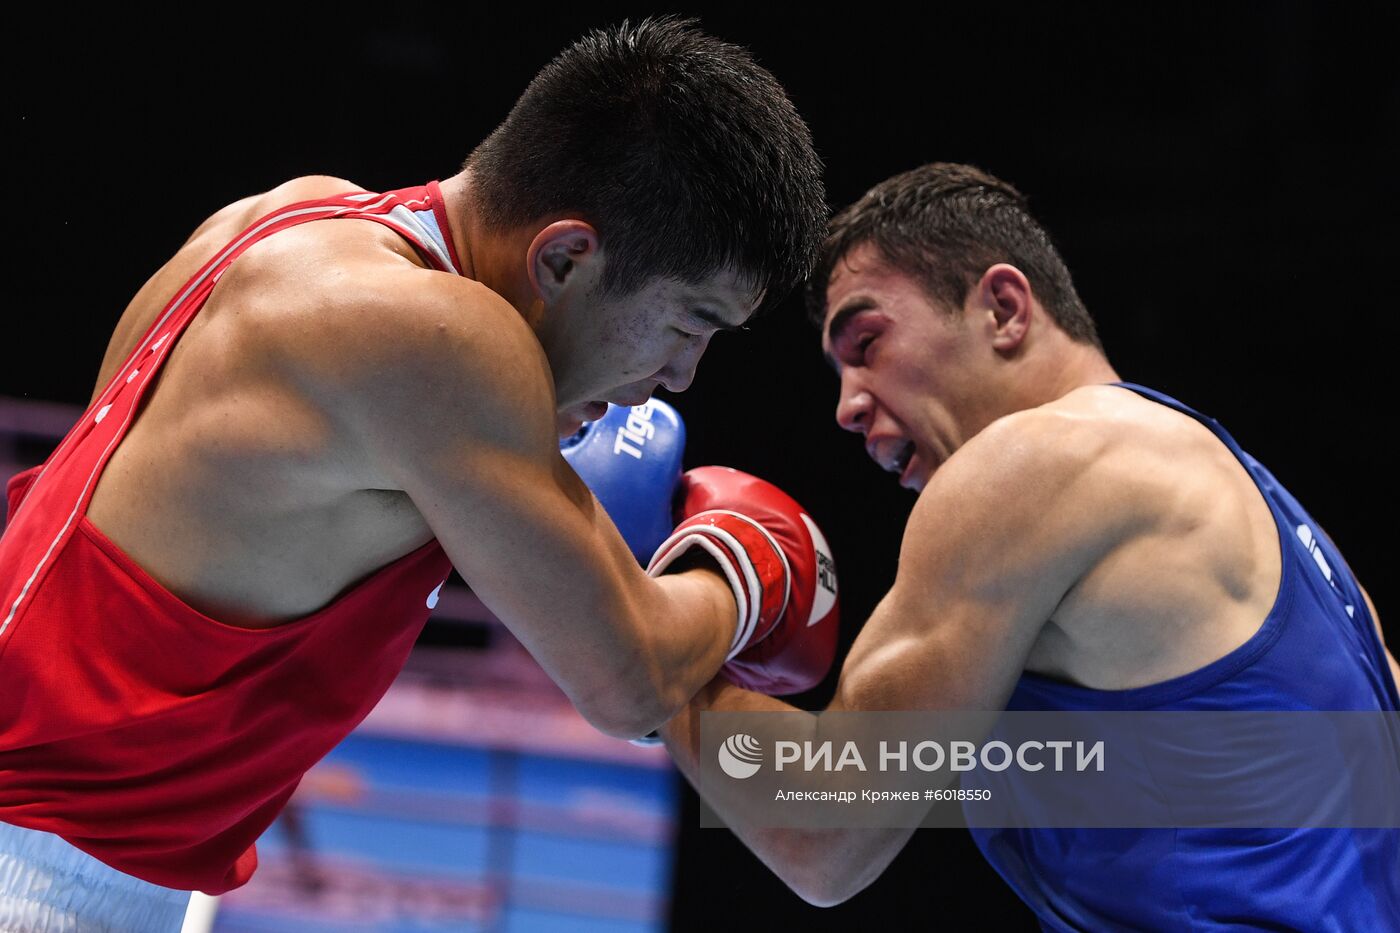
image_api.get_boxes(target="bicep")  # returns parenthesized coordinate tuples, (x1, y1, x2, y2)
(406, 434, 639, 645)
(406, 429, 660, 720)
(831, 555, 1052, 714)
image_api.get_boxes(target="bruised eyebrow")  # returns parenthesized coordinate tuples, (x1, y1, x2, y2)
(823, 298, 877, 370)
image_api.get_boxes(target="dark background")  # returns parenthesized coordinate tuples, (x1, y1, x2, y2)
(11, 3, 1397, 929)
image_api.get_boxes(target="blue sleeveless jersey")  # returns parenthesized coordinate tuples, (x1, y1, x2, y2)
(968, 383, 1400, 931)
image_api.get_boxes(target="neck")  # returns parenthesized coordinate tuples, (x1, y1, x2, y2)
(435, 171, 545, 332)
(1008, 331, 1121, 413)
(1047, 339, 1121, 399)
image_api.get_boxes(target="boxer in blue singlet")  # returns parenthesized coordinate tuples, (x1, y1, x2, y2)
(657, 162, 1400, 930)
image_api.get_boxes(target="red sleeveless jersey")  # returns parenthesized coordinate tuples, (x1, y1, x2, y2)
(0, 183, 460, 893)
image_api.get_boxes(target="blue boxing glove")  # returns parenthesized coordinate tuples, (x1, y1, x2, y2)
(560, 399, 686, 564)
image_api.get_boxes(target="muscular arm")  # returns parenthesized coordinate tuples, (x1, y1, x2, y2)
(660, 411, 1137, 905)
(322, 269, 735, 738)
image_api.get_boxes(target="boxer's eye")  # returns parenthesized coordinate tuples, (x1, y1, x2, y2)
(852, 333, 876, 363)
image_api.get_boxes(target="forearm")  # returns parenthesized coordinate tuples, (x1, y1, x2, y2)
(660, 680, 907, 907)
(543, 560, 735, 739)
(662, 678, 815, 799)
(637, 567, 740, 720)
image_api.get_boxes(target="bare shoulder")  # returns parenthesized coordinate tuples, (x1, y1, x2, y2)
(250, 260, 557, 486)
(899, 387, 1200, 589)
(181, 178, 556, 465)
(1011, 386, 1282, 685)
(843, 394, 1143, 710)
(265, 260, 550, 416)
(966, 385, 1227, 514)
(188, 175, 366, 242)
(91, 176, 375, 401)
(1042, 384, 1242, 516)
(918, 389, 1150, 530)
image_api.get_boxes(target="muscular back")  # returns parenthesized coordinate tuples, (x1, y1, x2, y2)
(1023, 386, 1282, 690)
(85, 177, 444, 627)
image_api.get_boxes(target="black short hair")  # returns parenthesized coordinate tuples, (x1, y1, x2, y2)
(466, 17, 826, 315)
(808, 162, 1101, 348)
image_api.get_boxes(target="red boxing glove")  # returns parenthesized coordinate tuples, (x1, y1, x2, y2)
(647, 467, 839, 694)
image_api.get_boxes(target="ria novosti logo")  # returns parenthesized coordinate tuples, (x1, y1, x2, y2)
(718, 734, 764, 779)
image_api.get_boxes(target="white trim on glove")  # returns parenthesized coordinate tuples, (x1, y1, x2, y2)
(646, 509, 792, 661)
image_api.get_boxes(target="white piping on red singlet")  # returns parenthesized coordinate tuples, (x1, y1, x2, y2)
(0, 191, 440, 637)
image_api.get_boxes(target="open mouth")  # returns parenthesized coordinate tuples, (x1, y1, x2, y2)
(890, 441, 915, 477)
(867, 437, 916, 478)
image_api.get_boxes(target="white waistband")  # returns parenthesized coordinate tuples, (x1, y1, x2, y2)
(0, 821, 190, 933)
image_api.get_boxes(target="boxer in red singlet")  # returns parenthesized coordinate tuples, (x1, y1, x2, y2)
(0, 18, 834, 928)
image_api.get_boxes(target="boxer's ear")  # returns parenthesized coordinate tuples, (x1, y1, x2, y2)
(975, 263, 1034, 351)
(527, 220, 601, 303)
